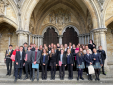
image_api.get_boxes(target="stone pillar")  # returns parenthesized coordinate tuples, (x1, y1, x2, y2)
(38, 36, 40, 47)
(32, 35, 34, 44)
(58, 35, 63, 45)
(82, 35, 84, 44)
(16, 30, 29, 46)
(87, 34, 90, 44)
(39, 35, 43, 46)
(35, 35, 37, 45)
(28, 34, 30, 45)
(91, 28, 109, 71)
(85, 35, 86, 45)
(7, 33, 12, 46)
(78, 35, 82, 44)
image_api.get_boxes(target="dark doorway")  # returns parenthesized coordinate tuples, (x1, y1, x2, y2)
(43, 27, 58, 46)
(62, 27, 78, 45)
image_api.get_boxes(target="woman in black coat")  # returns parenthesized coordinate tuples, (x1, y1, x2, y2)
(76, 47, 85, 80)
(41, 49, 48, 80)
(49, 48, 57, 80)
(92, 48, 103, 81)
(88, 39, 96, 52)
(66, 49, 74, 80)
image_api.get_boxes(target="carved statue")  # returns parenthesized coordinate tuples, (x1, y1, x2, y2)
(49, 8, 71, 25)
(0, 0, 5, 15)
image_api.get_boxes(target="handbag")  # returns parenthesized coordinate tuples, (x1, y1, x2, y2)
(88, 65, 95, 74)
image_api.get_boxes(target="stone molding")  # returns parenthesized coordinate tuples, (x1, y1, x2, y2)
(16, 30, 30, 35)
(91, 28, 107, 33)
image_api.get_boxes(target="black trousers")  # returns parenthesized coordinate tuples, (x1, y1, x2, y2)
(59, 64, 65, 78)
(41, 65, 47, 79)
(15, 68, 22, 79)
(102, 60, 105, 73)
(6, 58, 12, 75)
(51, 66, 56, 78)
(67, 64, 73, 79)
(25, 62, 32, 78)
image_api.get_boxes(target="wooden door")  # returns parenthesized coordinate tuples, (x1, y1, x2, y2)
(43, 28, 58, 46)
(62, 27, 78, 45)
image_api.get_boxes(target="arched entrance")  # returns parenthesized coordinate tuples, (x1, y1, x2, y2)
(43, 27, 59, 46)
(62, 27, 79, 45)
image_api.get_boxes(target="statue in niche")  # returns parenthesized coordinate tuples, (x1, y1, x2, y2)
(64, 10, 70, 24)
(57, 9, 63, 25)
(0, 0, 5, 15)
(50, 11, 56, 24)
(29, 23, 34, 34)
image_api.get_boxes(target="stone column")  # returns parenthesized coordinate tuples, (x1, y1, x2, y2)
(58, 35, 63, 45)
(35, 35, 37, 45)
(7, 33, 12, 46)
(16, 30, 29, 46)
(78, 35, 82, 44)
(82, 35, 84, 44)
(32, 35, 34, 44)
(28, 34, 30, 45)
(85, 35, 86, 45)
(39, 35, 43, 46)
(91, 28, 109, 71)
(38, 36, 40, 47)
(87, 34, 90, 44)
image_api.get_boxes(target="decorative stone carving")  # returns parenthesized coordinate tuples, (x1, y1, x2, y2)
(0, 0, 9, 15)
(16, 30, 30, 35)
(29, 23, 34, 33)
(49, 8, 71, 26)
(98, 0, 105, 11)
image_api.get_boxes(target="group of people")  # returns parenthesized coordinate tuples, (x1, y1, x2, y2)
(4, 39, 106, 83)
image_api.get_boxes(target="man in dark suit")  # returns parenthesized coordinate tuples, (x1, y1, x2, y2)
(32, 46, 41, 81)
(14, 46, 25, 82)
(97, 46, 106, 75)
(5, 45, 13, 76)
(23, 42, 28, 74)
(31, 44, 36, 51)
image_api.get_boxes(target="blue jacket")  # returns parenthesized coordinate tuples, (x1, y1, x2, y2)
(76, 53, 84, 65)
(92, 53, 103, 64)
(84, 54, 93, 66)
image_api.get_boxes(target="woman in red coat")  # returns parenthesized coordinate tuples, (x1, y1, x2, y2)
(11, 46, 19, 76)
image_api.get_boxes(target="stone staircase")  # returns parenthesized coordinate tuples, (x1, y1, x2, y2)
(0, 68, 113, 84)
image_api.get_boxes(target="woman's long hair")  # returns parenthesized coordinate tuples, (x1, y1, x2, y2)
(42, 49, 48, 55)
(78, 47, 84, 57)
(50, 48, 55, 57)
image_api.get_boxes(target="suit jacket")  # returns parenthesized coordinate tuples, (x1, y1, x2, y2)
(84, 54, 93, 66)
(92, 53, 103, 64)
(32, 50, 41, 64)
(97, 50, 106, 60)
(23, 47, 28, 53)
(40, 54, 48, 65)
(76, 53, 84, 65)
(58, 53, 66, 65)
(5, 49, 14, 59)
(15, 51, 25, 68)
(66, 53, 74, 64)
(31, 47, 35, 51)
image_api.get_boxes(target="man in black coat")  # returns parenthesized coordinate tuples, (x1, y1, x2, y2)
(97, 46, 106, 75)
(5, 45, 13, 76)
(14, 46, 25, 82)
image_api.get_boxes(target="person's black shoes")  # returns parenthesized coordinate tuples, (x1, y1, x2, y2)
(80, 77, 84, 80)
(23, 77, 28, 80)
(14, 79, 17, 83)
(103, 73, 106, 75)
(77, 77, 79, 81)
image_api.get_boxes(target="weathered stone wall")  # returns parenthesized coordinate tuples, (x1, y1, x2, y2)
(106, 28, 113, 69)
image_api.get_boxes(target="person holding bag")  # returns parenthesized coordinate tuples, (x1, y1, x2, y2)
(92, 48, 103, 81)
(40, 49, 48, 80)
(84, 49, 93, 80)
(76, 47, 85, 80)
(58, 49, 66, 80)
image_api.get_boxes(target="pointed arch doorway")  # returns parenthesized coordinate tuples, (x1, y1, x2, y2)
(62, 26, 79, 45)
(43, 27, 59, 46)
